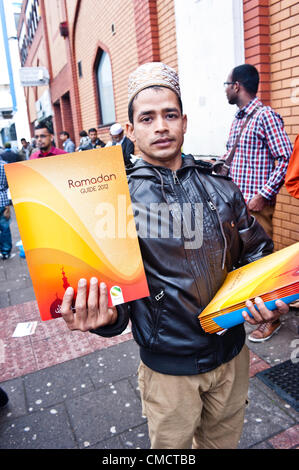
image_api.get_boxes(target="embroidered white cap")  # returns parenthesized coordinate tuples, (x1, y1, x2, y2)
(128, 62, 181, 107)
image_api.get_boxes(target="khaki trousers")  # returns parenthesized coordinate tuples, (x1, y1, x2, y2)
(249, 204, 275, 240)
(138, 345, 249, 449)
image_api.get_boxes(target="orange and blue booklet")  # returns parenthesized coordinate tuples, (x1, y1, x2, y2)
(199, 242, 299, 334)
(5, 146, 149, 321)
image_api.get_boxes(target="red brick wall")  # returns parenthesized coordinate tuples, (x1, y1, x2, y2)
(243, 0, 271, 105)
(44, 0, 67, 77)
(133, 0, 160, 64)
(52, 102, 63, 140)
(60, 93, 75, 144)
(73, 0, 138, 144)
(243, 0, 299, 249)
(156, 0, 178, 70)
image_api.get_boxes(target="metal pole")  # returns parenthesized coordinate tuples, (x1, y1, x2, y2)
(0, 0, 17, 112)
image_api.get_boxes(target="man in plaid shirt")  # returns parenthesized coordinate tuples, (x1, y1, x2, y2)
(0, 156, 12, 259)
(223, 64, 292, 343)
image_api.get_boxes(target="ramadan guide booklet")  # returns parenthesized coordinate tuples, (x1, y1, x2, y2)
(5, 146, 149, 321)
(199, 242, 299, 334)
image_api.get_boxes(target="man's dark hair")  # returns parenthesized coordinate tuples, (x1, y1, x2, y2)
(79, 130, 88, 137)
(21, 138, 26, 142)
(35, 123, 52, 134)
(128, 85, 183, 124)
(60, 131, 69, 138)
(232, 64, 259, 95)
(88, 128, 97, 133)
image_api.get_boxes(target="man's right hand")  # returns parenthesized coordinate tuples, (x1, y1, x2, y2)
(247, 193, 267, 212)
(60, 277, 118, 332)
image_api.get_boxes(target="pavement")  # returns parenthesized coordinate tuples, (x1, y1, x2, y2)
(0, 208, 298, 451)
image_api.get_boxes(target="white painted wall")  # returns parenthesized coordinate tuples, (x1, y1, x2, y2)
(174, 0, 244, 157)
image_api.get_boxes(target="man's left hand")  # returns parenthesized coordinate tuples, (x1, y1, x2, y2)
(3, 206, 10, 220)
(247, 193, 268, 212)
(242, 297, 289, 325)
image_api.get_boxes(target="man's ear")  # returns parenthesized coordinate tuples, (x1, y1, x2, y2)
(126, 122, 135, 143)
(182, 114, 187, 135)
(234, 81, 241, 93)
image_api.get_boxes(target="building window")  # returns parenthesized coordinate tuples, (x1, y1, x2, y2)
(19, 0, 41, 65)
(96, 51, 115, 125)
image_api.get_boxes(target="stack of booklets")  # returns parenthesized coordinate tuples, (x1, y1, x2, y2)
(5, 147, 149, 321)
(199, 242, 299, 334)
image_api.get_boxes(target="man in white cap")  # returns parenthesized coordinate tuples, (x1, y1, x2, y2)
(61, 62, 288, 449)
(106, 122, 134, 167)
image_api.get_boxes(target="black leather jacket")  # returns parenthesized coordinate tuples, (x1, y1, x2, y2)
(92, 155, 273, 375)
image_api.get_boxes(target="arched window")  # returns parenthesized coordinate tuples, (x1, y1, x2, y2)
(96, 51, 116, 125)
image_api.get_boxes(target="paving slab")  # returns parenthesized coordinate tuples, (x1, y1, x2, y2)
(9, 286, 36, 305)
(0, 292, 10, 308)
(0, 403, 76, 449)
(23, 358, 95, 412)
(65, 378, 147, 448)
(81, 338, 140, 388)
(0, 377, 27, 421)
(1, 336, 38, 381)
(0, 265, 6, 281)
(268, 425, 299, 449)
(88, 423, 151, 450)
(238, 377, 297, 448)
(89, 435, 124, 449)
(118, 423, 151, 449)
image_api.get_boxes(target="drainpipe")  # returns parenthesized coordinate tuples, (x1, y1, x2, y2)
(0, 0, 17, 112)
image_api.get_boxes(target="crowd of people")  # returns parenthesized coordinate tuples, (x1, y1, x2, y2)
(0, 61, 298, 449)
(28, 123, 135, 167)
(0, 122, 135, 167)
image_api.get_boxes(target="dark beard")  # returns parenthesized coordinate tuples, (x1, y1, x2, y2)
(228, 96, 238, 105)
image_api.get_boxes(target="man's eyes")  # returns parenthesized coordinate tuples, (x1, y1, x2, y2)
(166, 113, 178, 119)
(140, 113, 178, 122)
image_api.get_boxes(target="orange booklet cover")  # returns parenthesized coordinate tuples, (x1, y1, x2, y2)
(199, 242, 299, 334)
(5, 147, 149, 321)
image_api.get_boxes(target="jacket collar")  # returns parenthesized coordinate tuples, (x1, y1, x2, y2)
(127, 154, 212, 177)
(235, 96, 262, 119)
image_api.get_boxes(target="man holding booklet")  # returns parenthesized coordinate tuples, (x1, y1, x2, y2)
(60, 62, 289, 449)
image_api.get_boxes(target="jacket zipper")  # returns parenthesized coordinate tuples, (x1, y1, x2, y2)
(207, 200, 227, 269)
(171, 169, 213, 303)
(195, 169, 227, 270)
(173, 170, 179, 184)
(208, 200, 216, 211)
(149, 290, 165, 347)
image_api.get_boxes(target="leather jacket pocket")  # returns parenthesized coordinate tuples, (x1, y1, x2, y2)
(148, 287, 167, 349)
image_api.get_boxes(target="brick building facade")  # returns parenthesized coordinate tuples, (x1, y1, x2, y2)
(18, 0, 298, 249)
